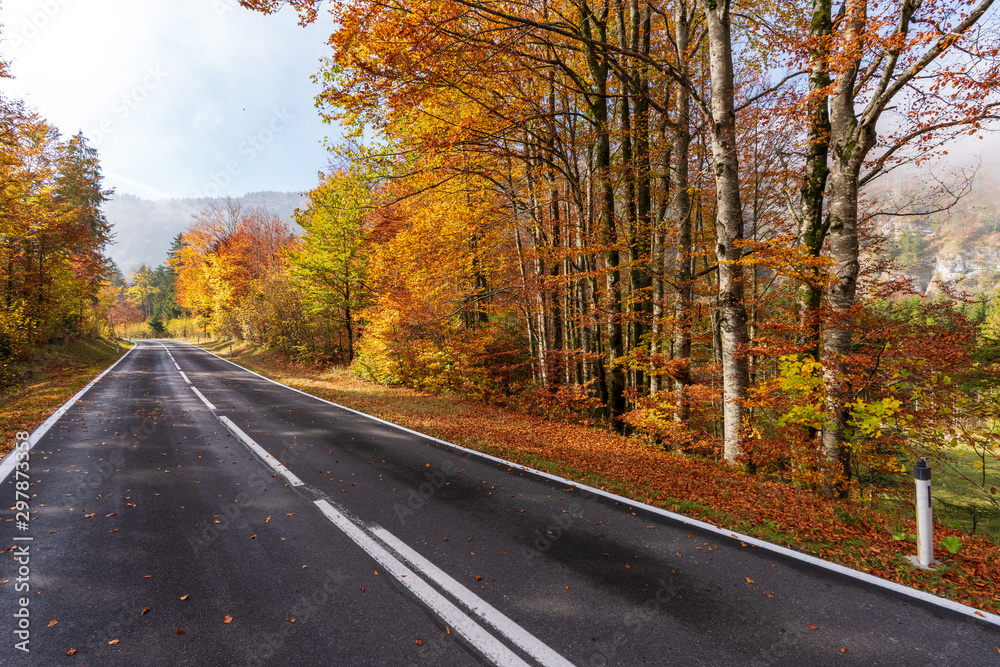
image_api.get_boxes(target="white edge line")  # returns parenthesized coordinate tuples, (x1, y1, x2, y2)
(0, 344, 137, 482)
(372, 527, 573, 667)
(314, 500, 531, 667)
(175, 341, 1000, 628)
(190, 386, 217, 411)
(218, 415, 304, 487)
(179, 371, 191, 384)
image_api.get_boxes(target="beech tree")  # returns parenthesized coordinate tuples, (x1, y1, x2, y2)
(290, 171, 371, 361)
(812, 0, 1000, 493)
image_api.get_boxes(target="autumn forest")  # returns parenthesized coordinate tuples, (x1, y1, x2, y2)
(6, 0, 1000, 524)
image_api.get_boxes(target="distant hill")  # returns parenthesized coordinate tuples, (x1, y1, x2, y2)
(871, 154, 1000, 295)
(103, 190, 309, 275)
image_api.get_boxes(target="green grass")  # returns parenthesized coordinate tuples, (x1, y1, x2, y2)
(931, 445, 1000, 544)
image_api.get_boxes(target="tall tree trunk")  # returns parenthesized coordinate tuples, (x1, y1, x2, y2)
(798, 0, 833, 361)
(633, 0, 654, 394)
(822, 3, 867, 495)
(699, 0, 750, 464)
(618, 0, 643, 395)
(650, 87, 671, 395)
(581, 2, 625, 430)
(673, 0, 694, 424)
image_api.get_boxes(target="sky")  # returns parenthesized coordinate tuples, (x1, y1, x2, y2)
(0, 0, 336, 200)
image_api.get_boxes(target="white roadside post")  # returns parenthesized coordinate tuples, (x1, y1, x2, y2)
(908, 457, 936, 569)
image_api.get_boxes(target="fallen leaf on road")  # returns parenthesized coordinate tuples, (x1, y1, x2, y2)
(563, 585, 569, 590)
(84, 513, 95, 518)
(0, 581, 8, 585)
(765, 592, 774, 598)
(302, 565, 307, 568)
(105, 512, 115, 517)
(224, 615, 233, 624)
(841, 648, 847, 653)
(142, 607, 150, 615)
(66, 648, 77, 655)
(250, 534, 257, 539)
(474, 575, 482, 581)
(176, 628, 183, 635)
(415, 639, 424, 646)
(264, 516, 271, 523)
(290, 618, 296, 623)
(745, 578, 755, 584)
(286, 513, 294, 516)
(180, 594, 189, 601)
(807, 624, 818, 630)
(144, 575, 152, 579)
(108, 639, 119, 645)
(48, 619, 58, 627)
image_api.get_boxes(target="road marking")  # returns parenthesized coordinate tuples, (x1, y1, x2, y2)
(190, 386, 216, 410)
(219, 416, 303, 487)
(174, 362, 181, 371)
(179, 371, 191, 384)
(372, 527, 574, 667)
(176, 340, 1000, 628)
(314, 500, 533, 667)
(0, 345, 136, 482)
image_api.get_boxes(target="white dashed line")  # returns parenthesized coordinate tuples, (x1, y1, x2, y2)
(219, 416, 303, 487)
(190, 386, 216, 411)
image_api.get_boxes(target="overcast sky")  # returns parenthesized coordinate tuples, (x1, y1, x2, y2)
(0, 0, 335, 200)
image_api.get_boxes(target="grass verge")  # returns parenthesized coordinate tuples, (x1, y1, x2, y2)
(0, 337, 132, 459)
(193, 338, 1000, 617)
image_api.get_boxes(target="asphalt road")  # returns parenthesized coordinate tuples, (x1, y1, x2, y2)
(2, 340, 999, 666)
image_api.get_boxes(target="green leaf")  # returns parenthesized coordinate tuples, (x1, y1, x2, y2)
(941, 536, 962, 555)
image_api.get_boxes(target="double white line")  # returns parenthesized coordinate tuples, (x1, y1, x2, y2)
(315, 500, 574, 667)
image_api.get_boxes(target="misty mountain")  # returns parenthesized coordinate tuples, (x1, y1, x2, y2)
(103, 190, 309, 275)
(872, 154, 1000, 295)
